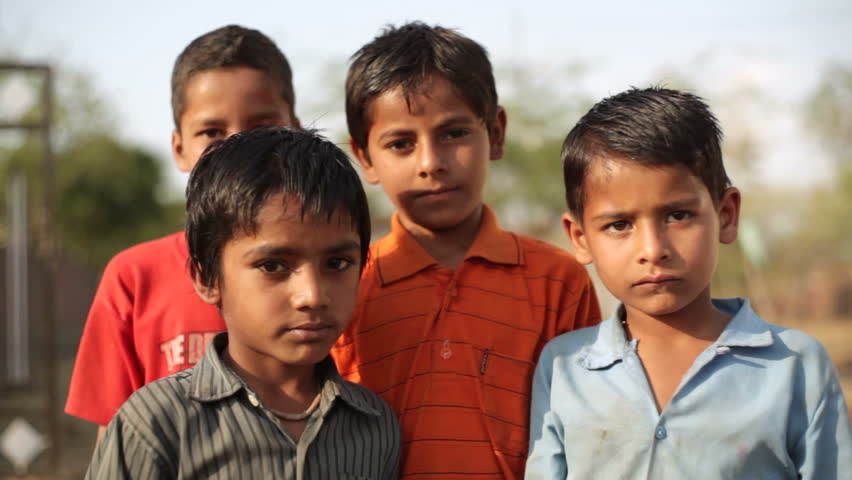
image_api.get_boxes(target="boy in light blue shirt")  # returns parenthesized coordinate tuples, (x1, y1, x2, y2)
(526, 87, 851, 479)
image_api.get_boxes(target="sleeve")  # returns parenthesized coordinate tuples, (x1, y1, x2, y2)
(84, 411, 174, 480)
(66, 254, 144, 426)
(536, 263, 601, 360)
(793, 356, 852, 479)
(525, 344, 567, 480)
(564, 271, 602, 331)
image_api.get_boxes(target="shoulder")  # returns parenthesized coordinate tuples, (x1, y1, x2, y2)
(102, 232, 186, 278)
(541, 323, 602, 360)
(768, 324, 835, 373)
(341, 379, 396, 416)
(120, 369, 194, 416)
(514, 234, 589, 276)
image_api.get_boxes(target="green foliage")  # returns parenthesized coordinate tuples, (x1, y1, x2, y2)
(487, 63, 594, 236)
(0, 67, 181, 268)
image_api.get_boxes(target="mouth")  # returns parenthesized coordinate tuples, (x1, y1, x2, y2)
(633, 274, 682, 287)
(284, 322, 336, 341)
(412, 186, 459, 198)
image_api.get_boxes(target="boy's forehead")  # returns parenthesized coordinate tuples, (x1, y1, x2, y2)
(179, 67, 292, 122)
(366, 75, 483, 128)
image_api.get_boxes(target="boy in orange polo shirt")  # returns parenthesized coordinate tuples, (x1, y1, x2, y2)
(331, 22, 601, 479)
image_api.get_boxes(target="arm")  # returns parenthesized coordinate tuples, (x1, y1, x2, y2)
(538, 265, 601, 360)
(794, 363, 852, 479)
(85, 414, 174, 480)
(381, 401, 402, 480)
(525, 345, 567, 480)
(66, 255, 145, 429)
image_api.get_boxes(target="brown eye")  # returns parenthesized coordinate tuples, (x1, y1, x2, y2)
(258, 260, 289, 274)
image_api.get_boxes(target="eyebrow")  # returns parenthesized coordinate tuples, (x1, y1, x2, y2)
(243, 240, 361, 259)
(589, 198, 702, 223)
(192, 111, 285, 129)
(376, 115, 480, 141)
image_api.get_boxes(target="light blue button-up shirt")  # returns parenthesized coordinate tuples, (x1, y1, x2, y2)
(526, 298, 852, 479)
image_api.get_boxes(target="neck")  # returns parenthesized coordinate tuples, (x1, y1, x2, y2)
(623, 288, 731, 345)
(222, 344, 320, 412)
(399, 205, 483, 269)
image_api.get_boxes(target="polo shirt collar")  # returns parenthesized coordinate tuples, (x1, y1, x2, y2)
(189, 332, 380, 417)
(375, 205, 522, 286)
(581, 297, 773, 370)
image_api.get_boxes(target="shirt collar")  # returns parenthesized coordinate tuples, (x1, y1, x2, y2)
(189, 333, 381, 417)
(374, 205, 522, 286)
(581, 298, 773, 370)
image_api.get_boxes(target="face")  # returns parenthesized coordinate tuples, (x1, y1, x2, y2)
(352, 74, 506, 235)
(564, 160, 740, 319)
(193, 194, 361, 369)
(172, 66, 298, 172)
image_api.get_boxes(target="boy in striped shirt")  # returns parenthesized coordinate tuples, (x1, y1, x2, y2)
(332, 22, 601, 479)
(87, 127, 400, 479)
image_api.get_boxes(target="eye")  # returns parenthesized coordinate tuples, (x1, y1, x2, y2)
(327, 257, 356, 272)
(604, 220, 631, 233)
(443, 128, 470, 141)
(667, 210, 693, 222)
(257, 260, 290, 275)
(198, 128, 224, 139)
(386, 138, 415, 151)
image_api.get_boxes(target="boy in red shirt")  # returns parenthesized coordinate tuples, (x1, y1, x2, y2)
(331, 22, 601, 479)
(65, 25, 299, 439)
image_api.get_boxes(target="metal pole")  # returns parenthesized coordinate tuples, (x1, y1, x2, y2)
(41, 67, 60, 471)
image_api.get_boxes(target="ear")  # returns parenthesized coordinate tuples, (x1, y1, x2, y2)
(190, 265, 221, 305)
(718, 187, 741, 244)
(350, 137, 380, 185)
(562, 212, 594, 265)
(172, 129, 193, 173)
(489, 106, 508, 161)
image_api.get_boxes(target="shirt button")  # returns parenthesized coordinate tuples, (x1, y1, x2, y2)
(655, 425, 667, 440)
(248, 393, 259, 407)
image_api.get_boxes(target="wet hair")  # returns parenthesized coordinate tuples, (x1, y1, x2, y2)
(186, 127, 370, 288)
(171, 25, 295, 129)
(561, 86, 731, 221)
(346, 21, 499, 151)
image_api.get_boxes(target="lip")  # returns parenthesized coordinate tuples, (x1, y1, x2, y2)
(412, 186, 460, 198)
(633, 274, 682, 287)
(284, 322, 336, 341)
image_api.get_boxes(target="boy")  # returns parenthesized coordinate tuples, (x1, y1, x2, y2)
(66, 25, 299, 438)
(331, 22, 601, 479)
(526, 87, 852, 479)
(86, 127, 400, 479)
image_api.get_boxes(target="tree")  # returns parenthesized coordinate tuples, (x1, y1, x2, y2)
(1, 66, 182, 267)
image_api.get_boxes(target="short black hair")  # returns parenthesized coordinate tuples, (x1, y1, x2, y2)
(171, 25, 296, 129)
(346, 21, 499, 151)
(186, 127, 370, 288)
(562, 86, 731, 221)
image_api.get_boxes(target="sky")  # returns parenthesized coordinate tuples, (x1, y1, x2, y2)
(2, 0, 852, 194)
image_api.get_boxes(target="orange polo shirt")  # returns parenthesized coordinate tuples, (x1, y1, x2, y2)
(332, 206, 600, 480)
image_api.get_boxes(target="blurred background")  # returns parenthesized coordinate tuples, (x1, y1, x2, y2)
(1, 0, 850, 477)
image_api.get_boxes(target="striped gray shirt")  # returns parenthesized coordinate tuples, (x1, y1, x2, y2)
(86, 333, 400, 479)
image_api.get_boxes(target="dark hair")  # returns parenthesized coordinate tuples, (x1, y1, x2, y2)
(346, 21, 499, 151)
(562, 86, 731, 221)
(186, 127, 370, 288)
(171, 25, 296, 128)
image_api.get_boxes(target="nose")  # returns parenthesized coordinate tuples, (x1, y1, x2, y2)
(416, 138, 447, 178)
(289, 266, 329, 311)
(637, 223, 671, 265)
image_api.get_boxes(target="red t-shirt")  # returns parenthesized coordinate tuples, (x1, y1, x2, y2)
(333, 206, 601, 480)
(65, 232, 225, 426)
